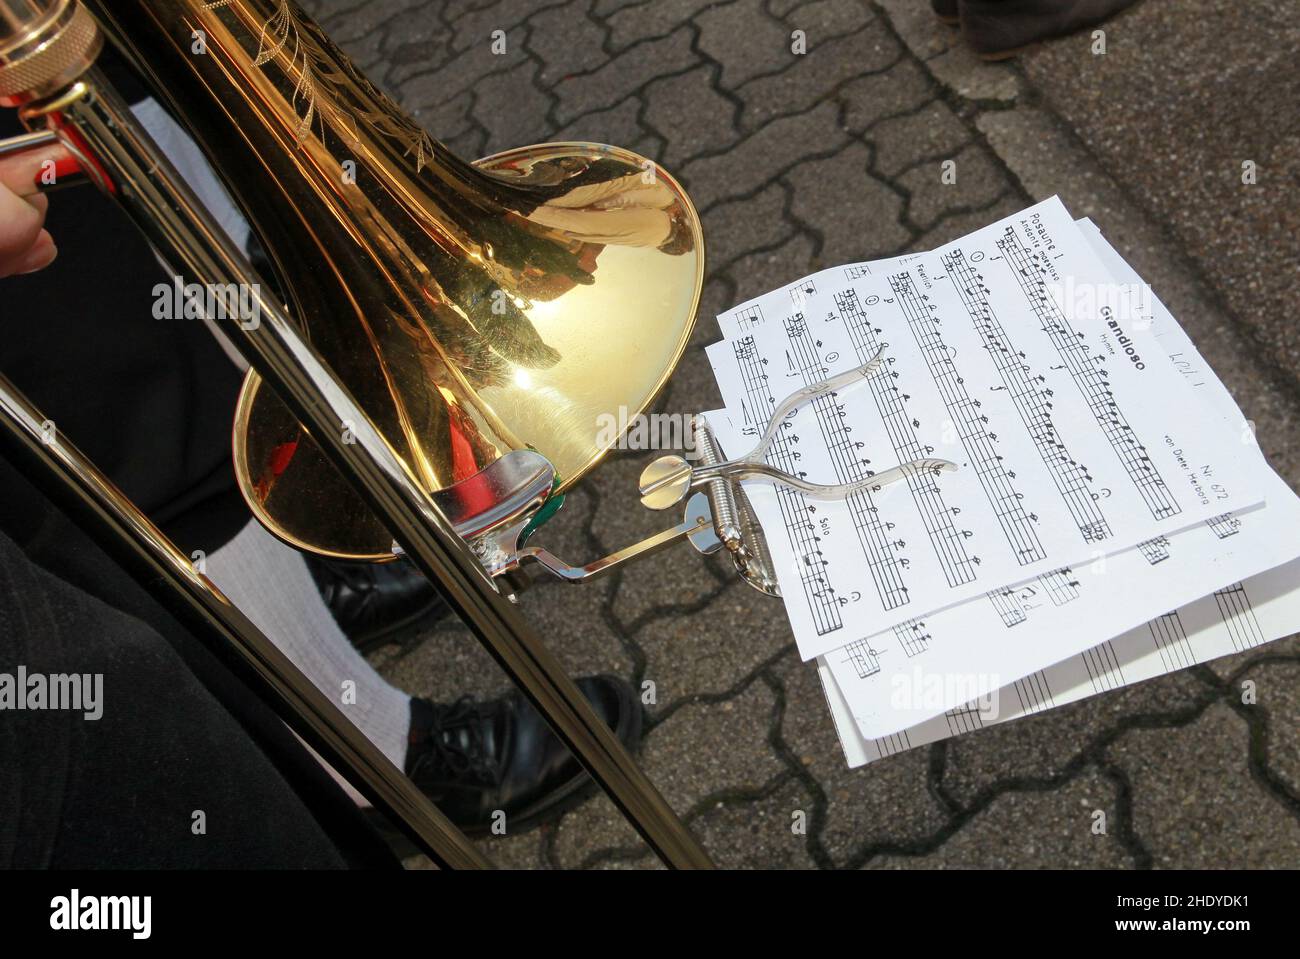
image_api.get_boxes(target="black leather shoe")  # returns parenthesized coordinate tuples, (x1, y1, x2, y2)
(305, 555, 447, 652)
(960, 0, 1139, 60)
(932, 0, 959, 24)
(404, 675, 642, 836)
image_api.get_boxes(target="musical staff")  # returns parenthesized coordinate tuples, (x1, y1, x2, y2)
(829, 288, 979, 588)
(781, 313, 913, 611)
(1148, 611, 1194, 672)
(1207, 513, 1241, 539)
(944, 704, 985, 735)
(996, 227, 1180, 521)
(1012, 671, 1054, 715)
(1138, 535, 1171, 565)
(890, 271, 1047, 566)
(1080, 641, 1124, 693)
(1041, 567, 1080, 606)
(840, 638, 882, 679)
(987, 586, 1027, 627)
(870, 729, 912, 759)
(894, 617, 931, 657)
(730, 303, 765, 333)
(1213, 583, 1265, 652)
(733, 336, 844, 635)
(943, 248, 1111, 543)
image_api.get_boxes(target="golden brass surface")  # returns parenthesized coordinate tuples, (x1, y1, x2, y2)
(97, 0, 703, 561)
(0, 0, 101, 106)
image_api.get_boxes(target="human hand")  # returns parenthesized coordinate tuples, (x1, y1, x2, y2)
(0, 142, 73, 277)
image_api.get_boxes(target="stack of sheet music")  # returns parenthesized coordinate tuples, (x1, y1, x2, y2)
(704, 197, 1300, 767)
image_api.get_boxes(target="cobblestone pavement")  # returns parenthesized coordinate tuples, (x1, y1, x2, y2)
(302, 0, 1300, 868)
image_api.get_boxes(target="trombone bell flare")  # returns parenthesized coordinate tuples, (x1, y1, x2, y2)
(88, 0, 704, 562)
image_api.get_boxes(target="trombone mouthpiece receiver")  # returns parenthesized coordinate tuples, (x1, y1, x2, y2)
(0, 0, 102, 107)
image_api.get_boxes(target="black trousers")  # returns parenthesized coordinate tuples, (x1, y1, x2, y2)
(0, 461, 399, 869)
(0, 41, 398, 870)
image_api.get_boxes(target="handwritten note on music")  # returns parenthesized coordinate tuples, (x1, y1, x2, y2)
(707, 198, 1266, 684)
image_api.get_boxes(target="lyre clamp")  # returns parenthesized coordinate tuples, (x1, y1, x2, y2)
(448, 348, 958, 596)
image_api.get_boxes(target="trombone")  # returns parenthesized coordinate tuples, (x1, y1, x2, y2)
(0, 0, 713, 869)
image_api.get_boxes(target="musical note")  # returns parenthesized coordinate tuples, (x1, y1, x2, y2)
(943, 248, 1112, 543)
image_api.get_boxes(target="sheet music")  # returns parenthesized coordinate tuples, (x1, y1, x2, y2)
(810, 220, 1300, 762)
(708, 198, 1266, 673)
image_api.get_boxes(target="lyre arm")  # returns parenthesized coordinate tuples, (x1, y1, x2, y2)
(517, 509, 713, 583)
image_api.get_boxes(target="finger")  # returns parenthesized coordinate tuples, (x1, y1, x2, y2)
(0, 142, 75, 196)
(0, 178, 46, 260)
(0, 228, 56, 277)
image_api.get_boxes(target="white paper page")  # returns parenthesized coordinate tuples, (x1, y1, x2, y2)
(815, 221, 1300, 763)
(823, 556, 1300, 768)
(707, 198, 1265, 667)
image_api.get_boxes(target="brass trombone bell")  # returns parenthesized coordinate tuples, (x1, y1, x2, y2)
(81, 0, 705, 563)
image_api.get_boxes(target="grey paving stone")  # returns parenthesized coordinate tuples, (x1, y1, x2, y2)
(737, 17, 899, 131)
(783, 141, 911, 263)
(643, 65, 741, 168)
(449, 0, 565, 54)
(1110, 702, 1300, 868)
(548, 791, 651, 868)
(875, 0, 962, 60)
(1203, 632, 1300, 681)
(469, 58, 556, 152)
(394, 43, 519, 116)
(698, 181, 797, 275)
(681, 101, 849, 211)
(472, 829, 548, 870)
(721, 232, 820, 310)
(638, 582, 793, 702)
(1238, 657, 1300, 800)
(774, 654, 951, 866)
(839, 57, 935, 134)
(551, 26, 698, 124)
(1018, 0, 1300, 398)
(875, 0, 1020, 105)
(898, 142, 1010, 231)
(552, 95, 653, 154)
(515, 577, 639, 682)
(908, 191, 1023, 252)
(594, 0, 653, 18)
(604, 0, 711, 50)
(527, 3, 612, 78)
(867, 770, 1131, 869)
(368, 615, 500, 705)
(940, 668, 1209, 809)
(549, 679, 786, 867)
(867, 100, 970, 178)
(689, 777, 819, 868)
(779, 0, 875, 36)
(410, 88, 479, 151)
(639, 677, 787, 811)
(697, 0, 800, 89)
